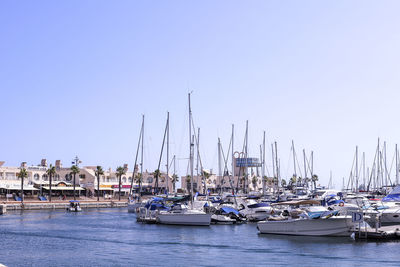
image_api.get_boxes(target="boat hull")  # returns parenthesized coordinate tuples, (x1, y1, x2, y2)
(157, 213, 211, 226)
(257, 217, 352, 236)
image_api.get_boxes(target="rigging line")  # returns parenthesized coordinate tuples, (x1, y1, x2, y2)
(367, 144, 379, 191)
(129, 116, 143, 195)
(294, 149, 303, 178)
(346, 149, 357, 190)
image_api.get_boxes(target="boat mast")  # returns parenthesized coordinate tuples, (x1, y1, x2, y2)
(355, 146, 358, 193)
(166, 112, 169, 195)
(218, 138, 222, 194)
(303, 149, 307, 189)
(262, 131, 266, 196)
(245, 120, 248, 194)
(292, 140, 297, 180)
(231, 124, 235, 194)
(140, 115, 144, 199)
(130, 115, 143, 196)
(274, 141, 279, 195)
(396, 144, 399, 185)
(188, 93, 194, 207)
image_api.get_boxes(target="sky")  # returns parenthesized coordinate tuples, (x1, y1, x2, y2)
(1, 1, 400, 188)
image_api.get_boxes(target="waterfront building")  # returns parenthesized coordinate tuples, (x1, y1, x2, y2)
(0, 160, 173, 200)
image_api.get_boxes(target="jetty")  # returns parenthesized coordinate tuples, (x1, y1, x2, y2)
(1, 200, 127, 211)
(353, 225, 400, 241)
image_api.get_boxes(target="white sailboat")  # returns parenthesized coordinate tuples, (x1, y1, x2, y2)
(157, 93, 211, 226)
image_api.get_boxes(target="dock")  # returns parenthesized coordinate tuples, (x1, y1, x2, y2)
(353, 225, 400, 241)
(1, 200, 127, 211)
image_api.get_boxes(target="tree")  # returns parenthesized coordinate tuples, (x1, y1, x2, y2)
(289, 175, 297, 187)
(201, 171, 210, 194)
(153, 169, 161, 194)
(251, 176, 258, 190)
(95, 166, 104, 202)
(172, 174, 179, 193)
(17, 168, 28, 203)
(281, 179, 287, 188)
(186, 175, 191, 192)
(116, 166, 126, 201)
(46, 164, 56, 202)
(70, 165, 80, 201)
(312, 174, 319, 190)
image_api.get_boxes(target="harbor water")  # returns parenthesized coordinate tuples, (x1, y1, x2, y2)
(0, 208, 399, 266)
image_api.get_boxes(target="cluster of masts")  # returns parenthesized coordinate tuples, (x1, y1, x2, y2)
(345, 138, 400, 194)
(129, 93, 321, 200)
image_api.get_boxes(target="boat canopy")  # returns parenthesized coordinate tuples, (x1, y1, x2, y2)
(382, 186, 400, 202)
(272, 200, 320, 206)
(69, 200, 80, 203)
(220, 207, 239, 215)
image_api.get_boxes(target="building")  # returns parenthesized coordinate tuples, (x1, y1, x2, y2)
(0, 160, 174, 200)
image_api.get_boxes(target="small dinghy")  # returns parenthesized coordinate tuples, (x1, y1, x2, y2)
(67, 200, 82, 212)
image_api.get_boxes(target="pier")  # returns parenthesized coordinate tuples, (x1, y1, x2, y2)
(1, 200, 127, 211)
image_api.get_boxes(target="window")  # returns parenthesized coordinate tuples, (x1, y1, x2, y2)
(34, 174, 40, 181)
(54, 174, 60, 181)
(147, 177, 153, 183)
(65, 174, 72, 182)
(122, 176, 126, 183)
(128, 177, 132, 183)
(42, 174, 48, 181)
(79, 174, 86, 179)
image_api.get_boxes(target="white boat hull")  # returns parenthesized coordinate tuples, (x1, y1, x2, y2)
(257, 217, 353, 236)
(157, 212, 211, 226)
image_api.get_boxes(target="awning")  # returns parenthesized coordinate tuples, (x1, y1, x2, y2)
(42, 186, 84, 191)
(0, 185, 39, 190)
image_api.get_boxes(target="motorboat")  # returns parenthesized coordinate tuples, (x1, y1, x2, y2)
(211, 206, 245, 224)
(67, 200, 82, 212)
(257, 215, 353, 236)
(239, 200, 273, 222)
(156, 204, 211, 226)
(257, 200, 353, 236)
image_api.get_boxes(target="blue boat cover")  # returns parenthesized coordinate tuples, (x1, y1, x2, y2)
(382, 186, 400, 202)
(220, 207, 239, 215)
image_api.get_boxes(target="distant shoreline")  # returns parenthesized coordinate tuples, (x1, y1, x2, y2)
(1, 200, 127, 211)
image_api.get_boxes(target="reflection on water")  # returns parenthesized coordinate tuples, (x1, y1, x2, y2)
(0, 209, 399, 266)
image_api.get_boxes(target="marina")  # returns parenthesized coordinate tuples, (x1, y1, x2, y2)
(1, 208, 400, 267)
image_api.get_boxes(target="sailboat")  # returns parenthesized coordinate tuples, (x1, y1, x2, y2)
(157, 93, 211, 226)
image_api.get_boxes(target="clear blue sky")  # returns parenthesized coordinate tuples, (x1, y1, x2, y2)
(1, 1, 400, 188)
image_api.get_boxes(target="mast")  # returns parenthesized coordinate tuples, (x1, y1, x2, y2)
(396, 144, 399, 185)
(218, 138, 222, 194)
(274, 141, 279, 195)
(166, 112, 169, 195)
(363, 152, 366, 191)
(355, 146, 358, 193)
(292, 140, 297, 178)
(173, 155, 176, 193)
(130, 115, 143, 196)
(188, 93, 194, 206)
(139, 115, 144, 199)
(231, 124, 235, 194)
(245, 120, 248, 194)
(303, 149, 307, 188)
(262, 131, 266, 196)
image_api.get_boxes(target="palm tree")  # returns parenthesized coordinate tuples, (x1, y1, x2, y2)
(201, 171, 210, 194)
(153, 169, 161, 194)
(186, 175, 191, 192)
(171, 174, 179, 193)
(289, 175, 297, 187)
(281, 179, 287, 188)
(312, 174, 319, 190)
(116, 166, 126, 201)
(95, 166, 104, 202)
(17, 168, 28, 203)
(251, 176, 258, 191)
(70, 165, 80, 201)
(46, 164, 56, 202)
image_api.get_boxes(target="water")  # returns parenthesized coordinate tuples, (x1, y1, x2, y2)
(0, 208, 399, 266)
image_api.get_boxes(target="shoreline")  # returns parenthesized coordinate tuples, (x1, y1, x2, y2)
(0, 200, 128, 211)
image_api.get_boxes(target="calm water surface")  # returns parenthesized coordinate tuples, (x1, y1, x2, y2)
(0, 208, 399, 266)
